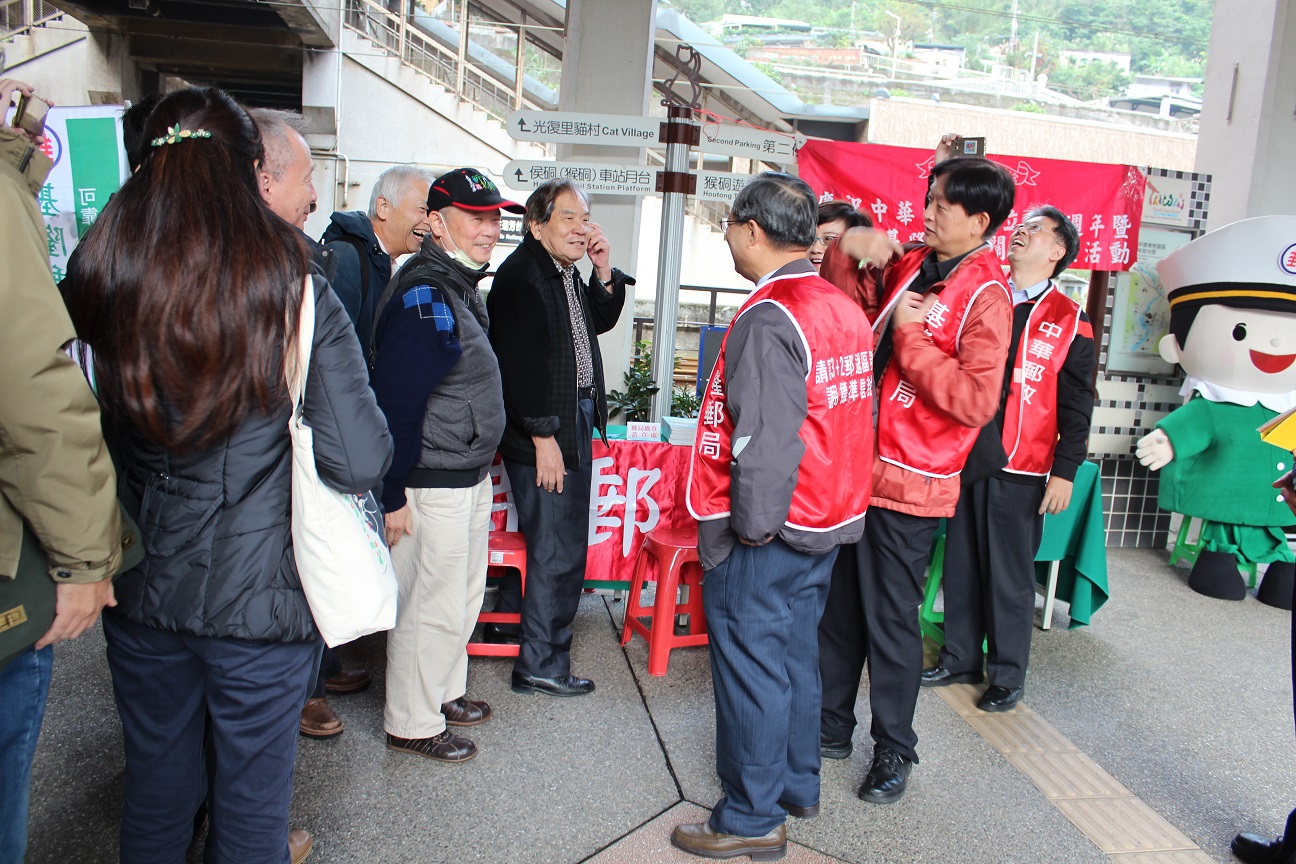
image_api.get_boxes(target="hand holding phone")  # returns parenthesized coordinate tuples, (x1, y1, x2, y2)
(12, 92, 49, 138)
(952, 136, 986, 157)
(1, 78, 48, 139)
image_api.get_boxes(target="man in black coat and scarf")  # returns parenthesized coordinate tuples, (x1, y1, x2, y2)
(486, 178, 632, 697)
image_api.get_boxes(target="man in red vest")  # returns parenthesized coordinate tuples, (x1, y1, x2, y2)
(816, 154, 1016, 805)
(921, 205, 1095, 712)
(671, 173, 874, 861)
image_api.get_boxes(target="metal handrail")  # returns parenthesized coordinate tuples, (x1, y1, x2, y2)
(1, 0, 62, 41)
(343, 0, 549, 122)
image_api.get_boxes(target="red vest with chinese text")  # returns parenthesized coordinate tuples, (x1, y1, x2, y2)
(687, 272, 874, 532)
(876, 245, 1010, 478)
(1001, 283, 1086, 476)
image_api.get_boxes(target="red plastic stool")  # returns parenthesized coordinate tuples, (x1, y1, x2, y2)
(467, 531, 526, 658)
(620, 527, 708, 676)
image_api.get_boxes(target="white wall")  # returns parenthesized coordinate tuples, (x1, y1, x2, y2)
(867, 96, 1198, 170)
(3, 19, 138, 106)
(301, 26, 549, 241)
(1195, 0, 1296, 227)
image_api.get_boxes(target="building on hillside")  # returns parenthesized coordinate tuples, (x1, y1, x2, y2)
(1060, 50, 1132, 73)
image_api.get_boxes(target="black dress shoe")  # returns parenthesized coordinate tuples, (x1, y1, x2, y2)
(777, 797, 819, 818)
(919, 665, 983, 688)
(511, 671, 595, 697)
(858, 745, 912, 804)
(820, 733, 853, 760)
(1232, 831, 1289, 864)
(482, 623, 521, 645)
(977, 685, 1024, 713)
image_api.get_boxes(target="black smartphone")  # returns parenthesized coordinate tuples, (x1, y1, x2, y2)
(952, 136, 985, 157)
(12, 93, 50, 138)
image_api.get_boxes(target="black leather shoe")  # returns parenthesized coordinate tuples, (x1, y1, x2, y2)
(482, 623, 521, 645)
(777, 798, 819, 819)
(511, 671, 595, 697)
(820, 733, 853, 760)
(977, 685, 1024, 713)
(857, 746, 912, 804)
(1232, 831, 1289, 864)
(919, 665, 983, 687)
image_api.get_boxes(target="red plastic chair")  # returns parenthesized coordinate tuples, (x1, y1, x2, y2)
(467, 531, 526, 658)
(620, 527, 708, 676)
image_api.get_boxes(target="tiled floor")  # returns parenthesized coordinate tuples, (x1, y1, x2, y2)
(29, 548, 1296, 863)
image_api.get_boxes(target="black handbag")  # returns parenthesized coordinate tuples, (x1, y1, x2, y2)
(0, 504, 143, 667)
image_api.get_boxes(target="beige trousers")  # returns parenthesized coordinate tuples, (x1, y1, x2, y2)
(383, 477, 491, 738)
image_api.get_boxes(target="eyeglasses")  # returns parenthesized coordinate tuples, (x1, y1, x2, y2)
(720, 217, 745, 231)
(810, 233, 839, 248)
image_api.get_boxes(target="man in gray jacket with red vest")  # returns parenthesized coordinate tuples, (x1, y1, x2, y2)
(922, 203, 1095, 711)
(672, 173, 874, 861)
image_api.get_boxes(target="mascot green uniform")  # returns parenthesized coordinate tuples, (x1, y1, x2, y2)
(1136, 215, 1296, 606)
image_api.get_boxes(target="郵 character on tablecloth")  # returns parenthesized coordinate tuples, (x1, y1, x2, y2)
(1135, 215, 1296, 605)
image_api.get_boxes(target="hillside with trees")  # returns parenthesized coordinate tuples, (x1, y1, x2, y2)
(663, 0, 1212, 102)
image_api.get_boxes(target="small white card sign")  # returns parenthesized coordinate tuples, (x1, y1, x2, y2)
(626, 421, 660, 442)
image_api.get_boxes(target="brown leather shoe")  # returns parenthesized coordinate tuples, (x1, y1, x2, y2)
(299, 698, 344, 738)
(386, 730, 478, 763)
(441, 696, 492, 727)
(289, 828, 312, 864)
(670, 821, 786, 861)
(323, 666, 371, 695)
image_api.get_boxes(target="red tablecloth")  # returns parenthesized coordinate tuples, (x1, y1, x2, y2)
(489, 440, 696, 587)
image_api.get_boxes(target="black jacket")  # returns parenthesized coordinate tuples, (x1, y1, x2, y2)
(109, 277, 392, 642)
(486, 232, 630, 467)
(320, 211, 392, 354)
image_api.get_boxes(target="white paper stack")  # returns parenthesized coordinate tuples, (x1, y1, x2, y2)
(661, 416, 698, 448)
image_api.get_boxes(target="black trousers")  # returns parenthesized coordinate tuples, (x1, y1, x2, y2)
(496, 399, 594, 678)
(939, 475, 1045, 690)
(818, 507, 936, 763)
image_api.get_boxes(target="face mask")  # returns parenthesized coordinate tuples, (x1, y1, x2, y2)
(436, 213, 485, 270)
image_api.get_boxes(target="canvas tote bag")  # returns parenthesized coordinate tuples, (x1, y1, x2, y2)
(287, 279, 398, 647)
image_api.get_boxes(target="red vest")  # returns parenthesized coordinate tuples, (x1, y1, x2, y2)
(1001, 283, 1087, 476)
(876, 245, 1010, 478)
(687, 271, 874, 532)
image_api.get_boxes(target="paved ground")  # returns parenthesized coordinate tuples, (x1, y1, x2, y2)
(23, 547, 1296, 863)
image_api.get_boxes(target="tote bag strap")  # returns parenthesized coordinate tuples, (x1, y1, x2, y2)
(287, 276, 317, 409)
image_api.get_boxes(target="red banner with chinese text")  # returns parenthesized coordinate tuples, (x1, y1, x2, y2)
(489, 440, 696, 586)
(797, 140, 1146, 271)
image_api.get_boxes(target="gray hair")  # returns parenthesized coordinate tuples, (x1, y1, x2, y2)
(525, 178, 591, 229)
(729, 172, 816, 249)
(247, 108, 310, 180)
(369, 165, 434, 219)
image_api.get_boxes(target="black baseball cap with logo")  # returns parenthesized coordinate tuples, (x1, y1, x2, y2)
(427, 167, 525, 214)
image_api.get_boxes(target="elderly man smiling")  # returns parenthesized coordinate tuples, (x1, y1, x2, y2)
(486, 178, 633, 698)
(369, 168, 523, 763)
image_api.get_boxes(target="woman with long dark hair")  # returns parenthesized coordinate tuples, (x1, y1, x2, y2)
(65, 87, 391, 864)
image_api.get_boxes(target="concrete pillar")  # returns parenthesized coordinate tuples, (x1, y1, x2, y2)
(1195, 0, 1296, 227)
(558, 0, 657, 405)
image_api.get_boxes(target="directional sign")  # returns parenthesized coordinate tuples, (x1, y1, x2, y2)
(698, 122, 804, 161)
(504, 160, 658, 196)
(694, 170, 755, 203)
(506, 110, 662, 147)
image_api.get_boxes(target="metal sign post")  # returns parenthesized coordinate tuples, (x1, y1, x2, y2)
(648, 103, 699, 422)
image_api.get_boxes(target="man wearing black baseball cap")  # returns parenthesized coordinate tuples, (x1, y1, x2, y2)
(369, 167, 522, 763)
